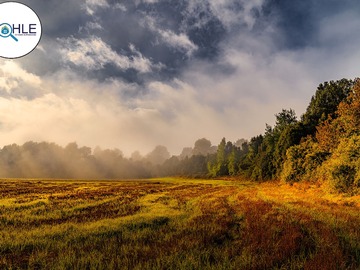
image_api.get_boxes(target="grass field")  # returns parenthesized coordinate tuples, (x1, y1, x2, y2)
(0, 178, 359, 269)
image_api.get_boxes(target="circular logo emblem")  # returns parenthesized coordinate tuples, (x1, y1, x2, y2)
(0, 2, 42, 59)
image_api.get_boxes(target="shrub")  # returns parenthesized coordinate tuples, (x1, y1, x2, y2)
(281, 138, 328, 183)
(319, 135, 360, 192)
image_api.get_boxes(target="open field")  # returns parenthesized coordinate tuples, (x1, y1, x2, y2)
(0, 178, 359, 269)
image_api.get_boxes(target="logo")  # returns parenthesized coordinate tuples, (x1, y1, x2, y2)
(0, 2, 42, 59)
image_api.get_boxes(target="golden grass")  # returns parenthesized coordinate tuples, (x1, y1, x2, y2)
(0, 178, 359, 269)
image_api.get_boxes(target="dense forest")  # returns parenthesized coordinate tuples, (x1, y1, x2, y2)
(1, 78, 359, 192)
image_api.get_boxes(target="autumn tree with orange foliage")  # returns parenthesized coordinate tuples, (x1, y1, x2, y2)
(282, 79, 360, 192)
(316, 79, 360, 153)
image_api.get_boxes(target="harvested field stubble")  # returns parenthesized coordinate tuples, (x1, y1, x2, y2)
(0, 179, 359, 269)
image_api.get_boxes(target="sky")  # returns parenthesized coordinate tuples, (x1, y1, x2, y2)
(0, 0, 359, 156)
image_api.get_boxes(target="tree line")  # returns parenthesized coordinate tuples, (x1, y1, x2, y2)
(196, 78, 359, 192)
(159, 77, 360, 193)
(0, 78, 359, 192)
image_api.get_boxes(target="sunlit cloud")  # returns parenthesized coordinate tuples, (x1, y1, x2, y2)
(59, 36, 156, 73)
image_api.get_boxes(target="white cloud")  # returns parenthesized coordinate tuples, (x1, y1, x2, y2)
(84, 0, 109, 15)
(0, 74, 134, 153)
(144, 16, 198, 56)
(142, 0, 160, 3)
(114, 4, 127, 12)
(85, 21, 103, 30)
(0, 64, 265, 155)
(0, 61, 42, 94)
(59, 36, 155, 73)
(135, 0, 160, 5)
(186, 0, 265, 29)
(181, 51, 317, 138)
(158, 29, 198, 56)
(0, 70, 223, 155)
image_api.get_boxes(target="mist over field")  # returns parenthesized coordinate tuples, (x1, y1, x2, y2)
(0, 0, 359, 156)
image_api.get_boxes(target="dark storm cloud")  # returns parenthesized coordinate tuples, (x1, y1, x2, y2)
(19, 0, 229, 83)
(16, 1, 267, 85)
(87, 0, 226, 80)
(263, 0, 360, 49)
(262, 0, 317, 49)
(13, 0, 360, 84)
(25, 0, 88, 38)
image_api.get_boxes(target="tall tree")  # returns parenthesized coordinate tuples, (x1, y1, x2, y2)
(145, 145, 170, 165)
(301, 79, 354, 135)
(228, 147, 241, 176)
(192, 138, 212, 156)
(208, 138, 228, 177)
